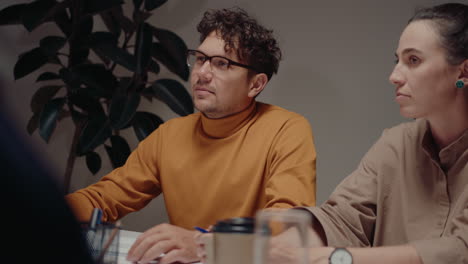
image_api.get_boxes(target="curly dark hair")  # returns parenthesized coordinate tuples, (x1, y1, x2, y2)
(409, 3, 468, 65)
(197, 7, 281, 80)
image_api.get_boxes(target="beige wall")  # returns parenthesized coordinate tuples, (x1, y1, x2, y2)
(0, 0, 452, 231)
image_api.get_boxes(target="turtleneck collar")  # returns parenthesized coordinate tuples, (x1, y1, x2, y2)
(199, 101, 257, 139)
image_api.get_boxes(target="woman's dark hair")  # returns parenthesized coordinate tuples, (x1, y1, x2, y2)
(197, 7, 281, 80)
(409, 3, 468, 65)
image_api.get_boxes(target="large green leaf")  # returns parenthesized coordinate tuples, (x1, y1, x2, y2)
(59, 64, 117, 98)
(30, 85, 62, 113)
(135, 22, 153, 74)
(69, 16, 93, 66)
(116, 13, 135, 34)
(151, 79, 193, 116)
(40, 36, 66, 56)
(29, 110, 68, 136)
(14, 48, 49, 80)
(21, 0, 68, 32)
(86, 151, 102, 175)
(90, 43, 137, 72)
(76, 15, 94, 37)
(132, 111, 163, 141)
(83, 0, 124, 15)
(87, 31, 118, 46)
(59, 67, 80, 91)
(109, 92, 140, 129)
(77, 114, 112, 155)
(141, 86, 154, 102)
(0, 4, 27, 25)
(68, 90, 105, 115)
(86, 32, 117, 65)
(53, 5, 71, 37)
(85, 151, 102, 175)
(104, 135, 131, 168)
(99, 6, 134, 34)
(70, 108, 88, 124)
(144, 0, 167, 11)
(36, 72, 60, 82)
(99, 7, 122, 37)
(151, 26, 189, 81)
(69, 64, 117, 98)
(148, 59, 160, 74)
(39, 97, 66, 142)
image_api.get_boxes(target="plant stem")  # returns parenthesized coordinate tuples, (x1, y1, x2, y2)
(63, 120, 84, 193)
(62, 0, 84, 194)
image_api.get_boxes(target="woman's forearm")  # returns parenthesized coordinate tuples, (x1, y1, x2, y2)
(348, 245, 422, 264)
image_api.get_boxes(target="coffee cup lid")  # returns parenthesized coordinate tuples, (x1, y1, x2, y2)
(212, 217, 255, 233)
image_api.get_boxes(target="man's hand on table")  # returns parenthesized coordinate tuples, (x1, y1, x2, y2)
(126, 223, 200, 264)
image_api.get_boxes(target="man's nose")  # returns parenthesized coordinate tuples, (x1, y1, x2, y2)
(196, 60, 213, 81)
(199, 60, 212, 74)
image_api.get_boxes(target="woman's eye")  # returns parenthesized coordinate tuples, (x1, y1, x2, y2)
(409, 56, 420, 65)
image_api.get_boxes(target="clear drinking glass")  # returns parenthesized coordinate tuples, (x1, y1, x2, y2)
(82, 222, 120, 264)
(253, 209, 312, 264)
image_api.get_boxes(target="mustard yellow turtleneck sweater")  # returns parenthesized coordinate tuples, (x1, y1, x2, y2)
(66, 102, 316, 229)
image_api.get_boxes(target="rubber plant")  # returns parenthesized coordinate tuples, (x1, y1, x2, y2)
(0, 0, 193, 193)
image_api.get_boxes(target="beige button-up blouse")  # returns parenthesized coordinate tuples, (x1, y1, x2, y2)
(307, 119, 468, 264)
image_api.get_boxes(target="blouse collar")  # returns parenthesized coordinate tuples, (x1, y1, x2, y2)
(421, 120, 468, 170)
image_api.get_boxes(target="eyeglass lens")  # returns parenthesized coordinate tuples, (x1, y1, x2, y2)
(187, 50, 230, 72)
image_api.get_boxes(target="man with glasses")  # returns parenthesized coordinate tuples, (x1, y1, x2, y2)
(66, 7, 317, 264)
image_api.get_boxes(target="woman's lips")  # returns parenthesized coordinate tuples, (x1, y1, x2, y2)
(395, 92, 410, 102)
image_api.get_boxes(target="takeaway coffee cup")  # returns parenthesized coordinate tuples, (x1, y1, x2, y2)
(205, 217, 255, 264)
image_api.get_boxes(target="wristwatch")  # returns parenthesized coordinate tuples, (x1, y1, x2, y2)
(329, 248, 353, 264)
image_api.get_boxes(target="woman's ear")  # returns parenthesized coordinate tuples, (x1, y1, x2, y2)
(458, 59, 468, 80)
(248, 73, 268, 98)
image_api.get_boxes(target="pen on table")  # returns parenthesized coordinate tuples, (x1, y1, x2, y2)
(89, 208, 103, 230)
(194, 226, 209, 233)
(87, 208, 102, 243)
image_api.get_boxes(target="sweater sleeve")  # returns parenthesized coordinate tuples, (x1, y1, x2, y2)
(264, 115, 317, 208)
(65, 127, 163, 222)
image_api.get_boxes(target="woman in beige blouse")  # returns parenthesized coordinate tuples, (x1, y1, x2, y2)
(291, 2, 468, 264)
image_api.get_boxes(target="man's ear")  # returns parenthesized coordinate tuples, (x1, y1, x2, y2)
(248, 73, 268, 98)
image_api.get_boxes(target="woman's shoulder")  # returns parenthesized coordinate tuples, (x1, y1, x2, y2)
(376, 119, 427, 151)
(382, 119, 426, 139)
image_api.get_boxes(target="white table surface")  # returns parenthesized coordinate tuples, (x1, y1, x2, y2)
(116, 230, 200, 264)
(118, 229, 143, 264)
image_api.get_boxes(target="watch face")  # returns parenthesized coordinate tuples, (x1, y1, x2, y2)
(330, 248, 352, 264)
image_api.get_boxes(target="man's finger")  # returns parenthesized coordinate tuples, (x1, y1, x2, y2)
(158, 248, 187, 264)
(139, 239, 176, 264)
(127, 233, 168, 261)
(196, 241, 206, 258)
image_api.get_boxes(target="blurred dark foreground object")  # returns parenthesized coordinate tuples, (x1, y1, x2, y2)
(0, 111, 94, 264)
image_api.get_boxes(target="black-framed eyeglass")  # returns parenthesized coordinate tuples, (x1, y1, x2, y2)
(186, 49, 258, 73)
